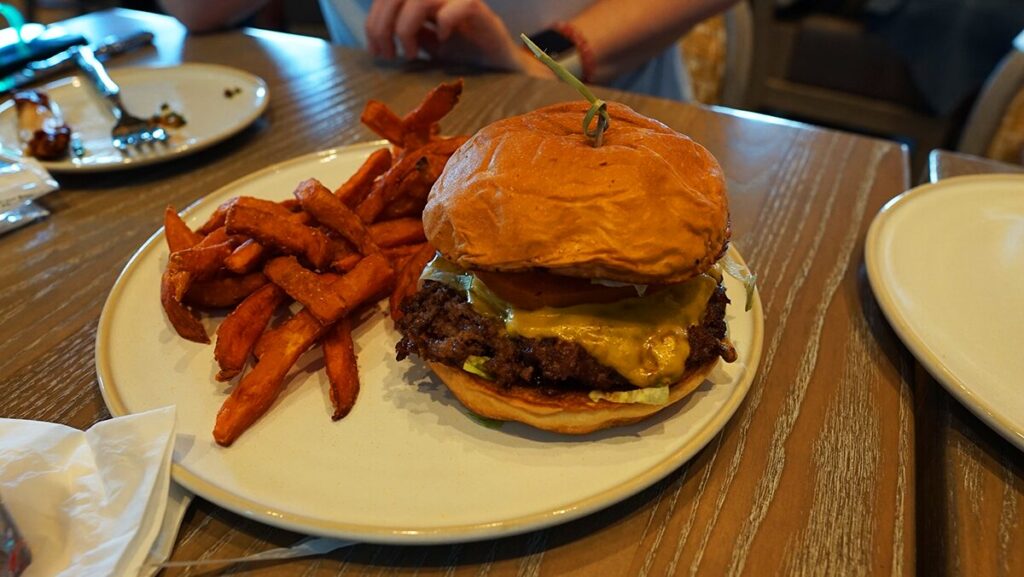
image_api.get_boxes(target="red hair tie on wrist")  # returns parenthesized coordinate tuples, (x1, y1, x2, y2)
(551, 22, 596, 84)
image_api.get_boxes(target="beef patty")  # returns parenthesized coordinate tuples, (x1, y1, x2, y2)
(395, 281, 733, 394)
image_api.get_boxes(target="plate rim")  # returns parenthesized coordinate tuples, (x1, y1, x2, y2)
(0, 62, 269, 174)
(96, 142, 766, 544)
(865, 173, 1024, 451)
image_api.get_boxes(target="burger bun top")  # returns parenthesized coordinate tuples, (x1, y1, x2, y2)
(424, 101, 730, 284)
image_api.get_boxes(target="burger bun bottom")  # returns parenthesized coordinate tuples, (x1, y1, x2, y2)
(428, 360, 718, 435)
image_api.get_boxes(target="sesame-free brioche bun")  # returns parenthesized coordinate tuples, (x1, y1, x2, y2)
(428, 359, 718, 435)
(423, 101, 730, 284)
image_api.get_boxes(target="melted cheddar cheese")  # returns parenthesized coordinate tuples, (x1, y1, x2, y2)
(421, 256, 717, 388)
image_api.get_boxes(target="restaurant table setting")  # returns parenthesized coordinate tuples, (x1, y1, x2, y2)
(1, 7, 1021, 577)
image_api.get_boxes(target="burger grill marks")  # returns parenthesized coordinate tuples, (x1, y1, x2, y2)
(395, 281, 733, 395)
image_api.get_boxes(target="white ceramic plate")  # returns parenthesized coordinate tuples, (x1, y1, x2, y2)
(96, 142, 765, 544)
(0, 64, 268, 173)
(866, 174, 1024, 451)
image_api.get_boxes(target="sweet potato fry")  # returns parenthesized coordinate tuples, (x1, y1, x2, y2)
(402, 79, 463, 146)
(234, 196, 311, 224)
(369, 218, 425, 248)
(160, 230, 238, 341)
(266, 253, 394, 324)
(335, 148, 392, 207)
(330, 252, 363, 273)
(294, 178, 379, 255)
(224, 239, 266, 274)
(361, 100, 406, 146)
(168, 241, 235, 280)
(226, 203, 337, 270)
(333, 253, 396, 309)
(356, 157, 430, 223)
(164, 206, 202, 253)
(382, 242, 428, 268)
(378, 196, 421, 221)
(161, 269, 209, 343)
(335, 253, 399, 313)
(278, 198, 302, 212)
(185, 272, 268, 308)
(214, 283, 287, 381)
(381, 152, 452, 220)
(199, 224, 233, 244)
(197, 199, 235, 235)
(323, 317, 359, 420)
(264, 256, 348, 323)
(213, 308, 327, 446)
(356, 136, 466, 223)
(390, 243, 437, 321)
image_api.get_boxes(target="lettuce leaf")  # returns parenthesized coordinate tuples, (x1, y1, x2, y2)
(588, 386, 670, 405)
(719, 251, 757, 311)
(462, 355, 494, 380)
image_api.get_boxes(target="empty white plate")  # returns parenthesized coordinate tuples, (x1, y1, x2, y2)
(866, 174, 1024, 450)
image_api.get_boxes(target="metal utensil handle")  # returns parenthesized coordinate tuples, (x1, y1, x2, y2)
(94, 31, 154, 58)
(73, 45, 124, 115)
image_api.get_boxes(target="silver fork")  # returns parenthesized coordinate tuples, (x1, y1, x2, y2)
(72, 45, 168, 151)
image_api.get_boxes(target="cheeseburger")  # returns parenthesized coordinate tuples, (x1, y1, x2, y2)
(395, 101, 738, 434)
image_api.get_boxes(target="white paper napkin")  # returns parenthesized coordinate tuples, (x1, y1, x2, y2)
(0, 407, 176, 577)
(0, 152, 57, 213)
(0, 152, 57, 235)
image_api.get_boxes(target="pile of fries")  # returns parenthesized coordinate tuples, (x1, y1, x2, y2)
(159, 80, 465, 447)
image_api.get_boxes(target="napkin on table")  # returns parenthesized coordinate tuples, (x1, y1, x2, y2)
(0, 407, 356, 576)
(0, 407, 176, 577)
(0, 152, 57, 235)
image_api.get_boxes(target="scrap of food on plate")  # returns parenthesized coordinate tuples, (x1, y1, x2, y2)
(150, 102, 186, 128)
(13, 89, 72, 160)
(157, 79, 467, 446)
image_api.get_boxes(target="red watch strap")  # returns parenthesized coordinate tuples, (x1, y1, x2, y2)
(551, 21, 596, 83)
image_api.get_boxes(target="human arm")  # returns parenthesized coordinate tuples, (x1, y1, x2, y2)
(157, 0, 269, 33)
(570, 0, 740, 82)
(364, 0, 740, 83)
(365, 0, 553, 77)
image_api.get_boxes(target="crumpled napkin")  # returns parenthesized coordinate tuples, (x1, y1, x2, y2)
(0, 152, 57, 235)
(0, 407, 357, 576)
(0, 407, 176, 577)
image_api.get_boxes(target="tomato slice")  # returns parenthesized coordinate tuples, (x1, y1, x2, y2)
(473, 270, 640, 310)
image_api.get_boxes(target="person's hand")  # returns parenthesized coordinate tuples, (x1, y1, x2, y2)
(365, 0, 552, 77)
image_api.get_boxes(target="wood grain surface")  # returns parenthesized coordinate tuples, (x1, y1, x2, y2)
(917, 150, 1024, 577)
(0, 9, 915, 576)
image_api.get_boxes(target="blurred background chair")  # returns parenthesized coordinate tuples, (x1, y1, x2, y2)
(746, 0, 949, 171)
(744, 0, 1024, 173)
(957, 29, 1024, 165)
(679, 0, 754, 108)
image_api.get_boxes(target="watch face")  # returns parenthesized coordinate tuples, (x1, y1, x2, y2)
(528, 29, 576, 59)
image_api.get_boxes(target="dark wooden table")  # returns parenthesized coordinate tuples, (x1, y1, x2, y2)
(0, 9, 915, 575)
(916, 150, 1024, 577)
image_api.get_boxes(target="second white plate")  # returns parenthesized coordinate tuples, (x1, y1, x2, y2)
(866, 174, 1024, 451)
(0, 63, 268, 172)
(96, 142, 764, 543)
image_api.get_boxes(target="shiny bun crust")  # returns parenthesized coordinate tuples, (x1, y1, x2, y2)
(424, 101, 730, 284)
(428, 360, 717, 435)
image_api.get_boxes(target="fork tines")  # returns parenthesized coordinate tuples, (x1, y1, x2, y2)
(113, 126, 169, 151)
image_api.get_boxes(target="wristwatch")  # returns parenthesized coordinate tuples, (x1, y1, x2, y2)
(527, 28, 584, 78)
